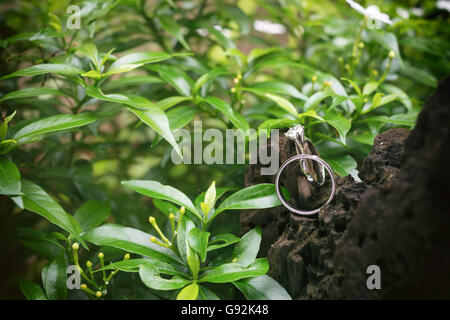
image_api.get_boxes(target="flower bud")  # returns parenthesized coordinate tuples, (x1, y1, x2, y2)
(230, 87, 236, 93)
(372, 69, 379, 76)
(388, 51, 395, 59)
(150, 236, 156, 243)
(233, 78, 239, 84)
(86, 261, 92, 268)
(232, 258, 238, 263)
(80, 284, 87, 290)
(169, 213, 175, 220)
(124, 253, 130, 260)
(358, 42, 364, 49)
(96, 291, 102, 298)
(72, 243, 79, 250)
(98, 252, 104, 259)
(180, 207, 185, 215)
(312, 76, 317, 82)
(149, 216, 156, 224)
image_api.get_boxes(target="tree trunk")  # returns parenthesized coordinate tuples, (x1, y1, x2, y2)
(241, 77, 450, 299)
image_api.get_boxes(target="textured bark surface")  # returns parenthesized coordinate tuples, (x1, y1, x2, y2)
(241, 77, 450, 299)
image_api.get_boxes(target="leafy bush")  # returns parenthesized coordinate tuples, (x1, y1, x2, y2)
(0, 0, 448, 299)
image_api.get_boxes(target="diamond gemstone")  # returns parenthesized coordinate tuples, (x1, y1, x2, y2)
(285, 125, 305, 141)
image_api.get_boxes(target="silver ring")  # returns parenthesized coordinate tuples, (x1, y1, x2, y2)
(275, 154, 336, 215)
(285, 125, 325, 186)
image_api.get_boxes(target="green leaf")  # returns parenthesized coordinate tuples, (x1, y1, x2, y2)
(21, 180, 86, 248)
(199, 258, 269, 283)
(177, 217, 196, 265)
(341, 78, 362, 97)
(401, 64, 437, 88)
(167, 106, 196, 130)
(85, 86, 152, 110)
(203, 181, 216, 217)
(203, 25, 235, 49)
(78, 43, 100, 70)
(264, 93, 298, 117)
(103, 75, 163, 91)
(0, 157, 22, 196)
(85, 87, 181, 157)
(244, 81, 307, 100)
(322, 113, 352, 144)
(362, 114, 417, 127)
(381, 84, 412, 112)
(198, 285, 221, 300)
(19, 280, 47, 300)
(121, 180, 201, 220)
(159, 15, 191, 50)
(186, 237, 200, 278)
(156, 96, 192, 110)
(198, 96, 249, 130)
(298, 109, 324, 121)
(139, 264, 191, 290)
(188, 228, 210, 262)
(258, 118, 298, 131)
(147, 65, 193, 97)
(1, 64, 84, 80)
(81, 70, 103, 79)
(349, 132, 376, 145)
(153, 199, 181, 218)
(0, 87, 69, 102)
(177, 283, 199, 300)
(222, 4, 250, 35)
(97, 258, 187, 276)
(108, 51, 172, 73)
(362, 82, 379, 96)
(42, 253, 67, 300)
(12, 113, 99, 144)
(369, 30, 403, 66)
(207, 233, 240, 251)
(0, 140, 18, 155)
(82, 224, 182, 265)
(233, 275, 292, 300)
(74, 200, 111, 232)
(363, 93, 398, 114)
(232, 227, 261, 266)
(325, 155, 357, 177)
(215, 184, 284, 216)
(193, 68, 229, 95)
(82, 224, 181, 264)
(304, 91, 331, 111)
(128, 107, 182, 158)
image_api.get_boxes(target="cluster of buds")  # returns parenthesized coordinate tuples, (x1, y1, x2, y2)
(321, 80, 332, 91)
(149, 206, 185, 248)
(230, 74, 242, 93)
(72, 242, 130, 299)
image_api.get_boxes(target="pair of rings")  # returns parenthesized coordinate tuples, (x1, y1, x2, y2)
(275, 125, 336, 215)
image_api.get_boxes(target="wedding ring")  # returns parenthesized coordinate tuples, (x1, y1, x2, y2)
(275, 154, 336, 215)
